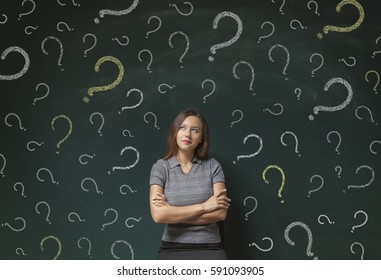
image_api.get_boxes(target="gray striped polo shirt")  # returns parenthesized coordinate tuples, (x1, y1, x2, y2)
(149, 156, 225, 244)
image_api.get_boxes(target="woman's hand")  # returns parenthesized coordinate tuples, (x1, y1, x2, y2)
(152, 192, 169, 207)
(201, 189, 230, 213)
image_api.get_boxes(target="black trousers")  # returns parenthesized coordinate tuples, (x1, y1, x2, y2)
(156, 242, 228, 260)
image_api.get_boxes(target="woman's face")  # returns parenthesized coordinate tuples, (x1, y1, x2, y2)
(176, 116, 203, 154)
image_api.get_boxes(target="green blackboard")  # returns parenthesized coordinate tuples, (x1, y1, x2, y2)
(1, 0, 380, 260)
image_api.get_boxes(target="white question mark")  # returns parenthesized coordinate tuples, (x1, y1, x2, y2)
(4, 113, 26, 131)
(355, 105, 377, 125)
(326, 130, 342, 155)
(0, 14, 7, 24)
(371, 36, 381, 58)
(90, 112, 105, 136)
(290, 19, 307, 30)
(24, 25, 38, 35)
(369, 140, 381, 155)
(125, 217, 142, 228)
(95, 0, 139, 24)
(339, 56, 356, 67)
(351, 210, 368, 233)
(201, 79, 216, 103)
(145, 15, 162, 38)
(77, 237, 92, 258)
(309, 77, 353, 121)
(13, 182, 26, 197)
(294, 88, 302, 100)
(79, 154, 95, 165)
(249, 237, 273, 252)
(309, 53, 324, 77)
(158, 83, 175, 94)
(209, 11, 243, 62)
(318, 214, 335, 225)
(307, 174, 324, 197)
(346, 165, 375, 192)
(120, 184, 137, 195)
(0, 46, 30, 80)
(280, 131, 301, 157)
(109, 146, 140, 174)
(80, 177, 103, 194)
(122, 129, 134, 137)
(272, 0, 286, 15)
(365, 70, 380, 94)
(257, 21, 275, 43)
(101, 208, 118, 230)
(33, 82, 50, 105)
(233, 61, 255, 95)
(335, 165, 342, 178)
(307, 1, 320, 16)
(169, 31, 190, 68)
(230, 109, 243, 127)
(15, 248, 27, 256)
(111, 240, 134, 260)
(1, 217, 26, 232)
(36, 167, 59, 185)
(268, 44, 290, 80)
(263, 103, 284, 115)
(350, 242, 365, 260)
(27, 141, 44, 151)
(41, 36, 64, 71)
(243, 196, 257, 221)
(144, 112, 160, 129)
(138, 49, 153, 72)
(119, 88, 144, 114)
(112, 36, 130, 46)
(0, 153, 5, 177)
(18, 0, 36, 20)
(169, 1, 193, 16)
(233, 134, 263, 164)
(284, 221, 318, 259)
(82, 33, 97, 58)
(35, 201, 52, 224)
(57, 21, 74, 32)
(68, 212, 85, 222)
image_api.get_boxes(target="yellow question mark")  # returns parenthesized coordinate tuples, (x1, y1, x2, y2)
(40, 235, 62, 260)
(365, 70, 380, 94)
(317, 0, 364, 39)
(84, 55, 124, 103)
(51, 115, 73, 154)
(262, 165, 286, 203)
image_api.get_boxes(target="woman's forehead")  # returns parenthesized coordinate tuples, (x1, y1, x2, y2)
(182, 116, 202, 126)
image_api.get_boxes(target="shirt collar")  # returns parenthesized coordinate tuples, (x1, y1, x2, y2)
(168, 155, 202, 168)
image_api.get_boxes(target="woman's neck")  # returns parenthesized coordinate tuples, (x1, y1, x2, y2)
(175, 151, 194, 165)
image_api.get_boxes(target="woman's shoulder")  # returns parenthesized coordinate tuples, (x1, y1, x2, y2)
(202, 157, 221, 166)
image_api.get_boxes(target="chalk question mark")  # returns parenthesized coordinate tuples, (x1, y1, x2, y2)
(209, 11, 243, 62)
(144, 112, 160, 130)
(233, 61, 255, 95)
(78, 237, 92, 258)
(101, 208, 118, 230)
(80, 177, 103, 195)
(41, 36, 64, 71)
(145, 15, 162, 38)
(284, 221, 318, 259)
(5, 113, 26, 131)
(111, 240, 134, 260)
(169, 31, 190, 68)
(33, 82, 50, 105)
(262, 165, 286, 203)
(40, 235, 62, 260)
(230, 109, 243, 127)
(119, 88, 144, 113)
(35, 201, 52, 224)
(18, 0, 36, 20)
(169, 1, 193, 16)
(89, 112, 105, 136)
(307, 174, 324, 197)
(201, 79, 216, 103)
(82, 33, 97, 57)
(346, 165, 375, 192)
(317, 0, 364, 39)
(249, 237, 273, 252)
(109, 146, 140, 174)
(84, 56, 124, 103)
(257, 21, 275, 43)
(309, 77, 353, 121)
(0, 46, 30, 80)
(233, 134, 263, 164)
(0, 153, 6, 177)
(1, 217, 26, 232)
(243, 196, 257, 221)
(268, 44, 290, 80)
(51, 114, 73, 154)
(365, 70, 380, 94)
(94, 0, 139, 24)
(280, 131, 301, 157)
(351, 210, 368, 233)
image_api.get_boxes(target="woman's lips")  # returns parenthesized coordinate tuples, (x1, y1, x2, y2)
(182, 140, 191, 144)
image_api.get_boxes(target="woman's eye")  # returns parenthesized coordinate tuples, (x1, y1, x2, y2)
(192, 128, 199, 133)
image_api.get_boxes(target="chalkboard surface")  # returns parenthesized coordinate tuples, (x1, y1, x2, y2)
(1, 0, 380, 260)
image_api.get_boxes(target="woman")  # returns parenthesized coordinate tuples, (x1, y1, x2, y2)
(149, 108, 231, 259)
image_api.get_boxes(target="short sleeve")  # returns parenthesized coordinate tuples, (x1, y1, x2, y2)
(149, 160, 167, 188)
(210, 158, 225, 184)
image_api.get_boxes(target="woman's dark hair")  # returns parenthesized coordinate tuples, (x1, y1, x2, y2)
(163, 108, 210, 160)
